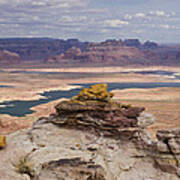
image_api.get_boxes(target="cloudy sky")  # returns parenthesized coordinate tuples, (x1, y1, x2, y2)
(0, 0, 179, 43)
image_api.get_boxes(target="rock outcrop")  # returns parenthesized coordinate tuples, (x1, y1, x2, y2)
(155, 129, 180, 176)
(54, 84, 144, 136)
(0, 84, 179, 180)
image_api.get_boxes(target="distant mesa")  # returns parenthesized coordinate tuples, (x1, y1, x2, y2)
(0, 38, 88, 61)
(124, 39, 141, 48)
(0, 37, 179, 65)
(143, 41, 158, 49)
(46, 39, 180, 66)
(47, 46, 82, 63)
(46, 40, 159, 65)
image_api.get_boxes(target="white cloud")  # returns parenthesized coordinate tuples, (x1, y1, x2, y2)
(101, 29, 109, 33)
(135, 13, 146, 18)
(149, 24, 179, 30)
(60, 15, 87, 23)
(171, 12, 176, 16)
(160, 24, 170, 29)
(0, 0, 88, 9)
(104, 19, 129, 28)
(124, 14, 132, 20)
(148, 10, 173, 18)
(150, 10, 165, 16)
(0, 0, 179, 43)
(32, 16, 40, 21)
(61, 16, 73, 22)
(132, 29, 145, 34)
(31, 1, 47, 6)
(128, 10, 176, 21)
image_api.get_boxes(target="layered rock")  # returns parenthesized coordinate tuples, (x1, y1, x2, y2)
(46, 39, 180, 65)
(0, 37, 179, 65)
(155, 129, 180, 175)
(53, 84, 144, 137)
(47, 41, 148, 65)
(0, 38, 179, 65)
(47, 47, 82, 63)
(0, 84, 180, 180)
(0, 38, 88, 60)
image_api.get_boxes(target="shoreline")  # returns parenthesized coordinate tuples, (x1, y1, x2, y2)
(1, 65, 180, 73)
(0, 84, 81, 103)
(1, 66, 180, 135)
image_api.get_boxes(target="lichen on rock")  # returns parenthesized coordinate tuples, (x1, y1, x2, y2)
(72, 84, 114, 102)
(0, 135, 6, 149)
(54, 83, 145, 136)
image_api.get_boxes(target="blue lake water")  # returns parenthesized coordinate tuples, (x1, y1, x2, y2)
(1, 82, 180, 117)
(0, 85, 12, 88)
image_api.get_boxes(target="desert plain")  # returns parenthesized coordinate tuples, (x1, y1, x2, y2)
(0, 64, 180, 137)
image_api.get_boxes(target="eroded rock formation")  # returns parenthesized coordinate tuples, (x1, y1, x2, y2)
(46, 40, 180, 65)
(47, 41, 148, 65)
(0, 84, 179, 180)
(0, 38, 88, 60)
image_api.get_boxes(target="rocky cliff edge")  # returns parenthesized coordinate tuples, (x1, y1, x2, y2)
(0, 84, 180, 180)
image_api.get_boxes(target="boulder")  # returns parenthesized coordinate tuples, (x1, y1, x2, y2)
(155, 128, 180, 176)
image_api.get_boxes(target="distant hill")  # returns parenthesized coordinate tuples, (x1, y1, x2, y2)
(0, 37, 179, 66)
(46, 39, 180, 66)
(0, 38, 89, 60)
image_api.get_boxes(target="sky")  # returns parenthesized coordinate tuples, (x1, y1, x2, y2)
(0, 0, 179, 43)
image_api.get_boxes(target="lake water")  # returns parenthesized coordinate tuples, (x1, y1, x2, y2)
(1, 82, 180, 117)
(0, 85, 12, 88)
(122, 70, 180, 79)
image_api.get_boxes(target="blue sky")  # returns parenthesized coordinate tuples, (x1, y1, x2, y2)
(0, 0, 179, 43)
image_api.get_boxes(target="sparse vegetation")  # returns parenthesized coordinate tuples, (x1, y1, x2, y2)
(13, 154, 35, 178)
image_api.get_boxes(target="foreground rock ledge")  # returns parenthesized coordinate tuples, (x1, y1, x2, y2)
(0, 84, 180, 180)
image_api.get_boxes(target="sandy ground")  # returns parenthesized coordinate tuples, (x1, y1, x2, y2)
(0, 66, 180, 136)
(4, 65, 180, 73)
(112, 87, 180, 138)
